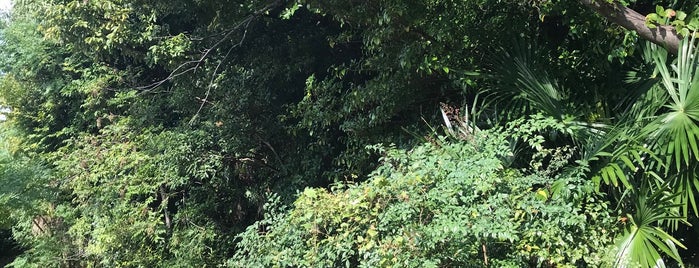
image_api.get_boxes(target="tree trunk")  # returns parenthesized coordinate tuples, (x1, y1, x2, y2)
(580, 0, 681, 54)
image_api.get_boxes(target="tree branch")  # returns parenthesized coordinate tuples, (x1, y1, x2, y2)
(159, 185, 171, 229)
(579, 0, 681, 54)
(137, 0, 285, 92)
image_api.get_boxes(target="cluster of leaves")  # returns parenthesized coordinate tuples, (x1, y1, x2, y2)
(645, 5, 699, 36)
(3, 119, 268, 266)
(230, 129, 616, 267)
(0, 0, 342, 265)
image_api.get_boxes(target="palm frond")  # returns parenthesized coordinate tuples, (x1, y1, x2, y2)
(617, 43, 662, 114)
(487, 40, 571, 121)
(668, 163, 699, 217)
(649, 34, 699, 171)
(615, 184, 687, 268)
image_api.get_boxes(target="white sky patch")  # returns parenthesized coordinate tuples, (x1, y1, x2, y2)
(0, 0, 9, 121)
(0, 0, 12, 13)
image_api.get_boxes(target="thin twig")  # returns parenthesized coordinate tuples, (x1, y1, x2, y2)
(190, 17, 253, 124)
(137, 0, 283, 93)
(137, 62, 199, 91)
(159, 185, 171, 229)
(482, 242, 488, 266)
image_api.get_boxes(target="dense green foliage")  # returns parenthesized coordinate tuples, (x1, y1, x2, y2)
(231, 128, 616, 267)
(0, 0, 697, 267)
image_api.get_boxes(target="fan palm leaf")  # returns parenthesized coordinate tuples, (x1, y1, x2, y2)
(615, 184, 687, 268)
(487, 41, 570, 121)
(648, 34, 699, 171)
(639, 34, 699, 220)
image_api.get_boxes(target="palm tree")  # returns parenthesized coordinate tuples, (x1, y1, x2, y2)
(484, 35, 699, 267)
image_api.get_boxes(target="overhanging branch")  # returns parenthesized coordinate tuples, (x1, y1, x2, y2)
(580, 0, 681, 54)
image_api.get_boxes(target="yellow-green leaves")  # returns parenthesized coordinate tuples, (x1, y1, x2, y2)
(232, 130, 616, 267)
(645, 5, 698, 37)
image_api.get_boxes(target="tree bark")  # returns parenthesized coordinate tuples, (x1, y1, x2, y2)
(579, 0, 681, 54)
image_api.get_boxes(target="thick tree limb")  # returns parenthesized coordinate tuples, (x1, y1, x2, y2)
(580, 0, 681, 54)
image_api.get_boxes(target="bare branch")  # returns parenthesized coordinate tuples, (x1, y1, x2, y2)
(136, 60, 199, 91)
(137, 0, 284, 93)
(159, 185, 171, 229)
(189, 17, 253, 124)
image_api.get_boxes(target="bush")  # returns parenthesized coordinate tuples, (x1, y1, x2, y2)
(229, 130, 616, 267)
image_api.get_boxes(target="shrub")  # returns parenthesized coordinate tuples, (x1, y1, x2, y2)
(229, 130, 616, 267)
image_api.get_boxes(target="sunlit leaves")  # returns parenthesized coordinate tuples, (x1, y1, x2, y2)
(650, 35, 699, 171)
(231, 130, 616, 267)
(615, 185, 686, 268)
